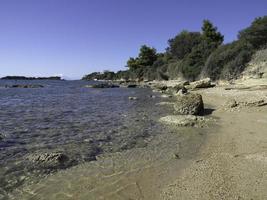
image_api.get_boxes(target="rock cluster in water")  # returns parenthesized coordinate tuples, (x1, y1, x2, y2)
(85, 83, 120, 88)
(3, 84, 44, 88)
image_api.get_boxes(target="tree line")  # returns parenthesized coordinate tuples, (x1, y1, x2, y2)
(83, 16, 267, 81)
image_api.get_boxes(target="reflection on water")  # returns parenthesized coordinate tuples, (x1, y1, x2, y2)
(0, 80, 174, 199)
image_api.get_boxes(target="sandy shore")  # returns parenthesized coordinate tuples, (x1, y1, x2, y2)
(161, 81, 267, 199)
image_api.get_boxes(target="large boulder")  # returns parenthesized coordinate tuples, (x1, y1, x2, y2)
(174, 93, 204, 115)
(190, 78, 214, 89)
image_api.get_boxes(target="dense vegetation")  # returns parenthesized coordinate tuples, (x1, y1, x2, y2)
(83, 16, 267, 81)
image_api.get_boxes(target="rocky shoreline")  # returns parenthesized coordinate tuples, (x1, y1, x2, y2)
(77, 77, 267, 199)
(85, 78, 217, 129)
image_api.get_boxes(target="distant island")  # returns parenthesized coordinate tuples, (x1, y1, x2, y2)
(1, 76, 62, 80)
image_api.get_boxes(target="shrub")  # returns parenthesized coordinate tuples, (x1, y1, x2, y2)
(166, 60, 183, 79)
(204, 41, 253, 80)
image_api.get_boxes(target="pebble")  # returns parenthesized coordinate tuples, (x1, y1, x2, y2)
(128, 96, 138, 100)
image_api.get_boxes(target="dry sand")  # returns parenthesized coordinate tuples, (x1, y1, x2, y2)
(161, 80, 267, 200)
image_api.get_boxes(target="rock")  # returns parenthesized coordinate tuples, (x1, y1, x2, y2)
(150, 95, 156, 98)
(27, 152, 70, 169)
(159, 115, 206, 127)
(173, 153, 181, 159)
(225, 99, 238, 108)
(173, 81, 189, 91)
(86, 145, 102, 161)
(128, 96, 138, 100)
(174, 93, 204, 115)
(176, 87, 188, 95)
(152, 83, 168, 91)
(8, 84, 44, 88)
(0, 133, 4, 141)
(161, 94, 172, 98)
(241, 99, 267, 107)
(85, 83, 119, 88)
(224, 98, 267, 110)
(182, 81, 190, 86)
(127, 84, 137, 88)
(190, 78, 214, 89)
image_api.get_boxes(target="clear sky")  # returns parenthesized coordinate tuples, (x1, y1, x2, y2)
(0, 0, 266, 79)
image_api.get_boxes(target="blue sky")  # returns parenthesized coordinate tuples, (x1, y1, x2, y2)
(0, 0, 266, 79)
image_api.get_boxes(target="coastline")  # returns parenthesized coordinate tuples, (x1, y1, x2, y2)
(7, 78, 267, 199)
(10, 82, 214, 199)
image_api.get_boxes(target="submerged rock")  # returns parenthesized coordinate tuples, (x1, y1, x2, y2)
(128, 96, 138, 100)
(27, 152, 70, 169)
(0, 133, 4, 141)
(8, 84, 44, 88)
(85, 83, 119, 88)
(174, 93, 204, 115)
(159, 115, 206, 127)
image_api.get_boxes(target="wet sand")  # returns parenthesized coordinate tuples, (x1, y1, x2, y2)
(11, 125, 209, 200)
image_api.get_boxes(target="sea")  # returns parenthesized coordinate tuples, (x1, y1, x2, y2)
(0, 80, 179, 199)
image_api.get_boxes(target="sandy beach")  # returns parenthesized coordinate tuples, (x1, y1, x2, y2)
(162, 80, 267, 200)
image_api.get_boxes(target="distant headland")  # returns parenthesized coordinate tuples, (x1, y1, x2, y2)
(1, 76, 62, 80)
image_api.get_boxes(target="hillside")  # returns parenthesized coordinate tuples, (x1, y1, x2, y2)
(242, 48, 267, 79)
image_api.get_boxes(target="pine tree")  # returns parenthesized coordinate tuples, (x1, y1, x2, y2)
(202, 20, 224, 46)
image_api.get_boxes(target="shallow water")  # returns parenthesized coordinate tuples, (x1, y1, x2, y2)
(0, 80, 175, 199)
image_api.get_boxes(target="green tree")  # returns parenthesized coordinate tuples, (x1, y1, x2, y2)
(126, 45, 158, 69)
(138, 45, 158, 66)
(202, 20, 224, 46)
(126, 57, 139, 70)
(238, 16, 267, 48)
(167, 31, 202, 59)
